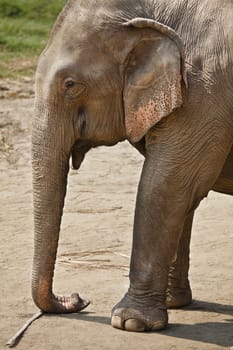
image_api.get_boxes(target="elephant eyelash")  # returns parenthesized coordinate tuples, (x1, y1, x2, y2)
(63, 79, 87, 99)
(65, 79, 75, 88)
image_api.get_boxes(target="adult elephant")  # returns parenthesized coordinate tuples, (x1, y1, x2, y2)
(32, 0, 233, 332)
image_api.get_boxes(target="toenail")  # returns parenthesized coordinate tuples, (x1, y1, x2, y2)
(111, 316, 124, 330)
(151, 320, 167, 331)
(124, 319, 145, 332)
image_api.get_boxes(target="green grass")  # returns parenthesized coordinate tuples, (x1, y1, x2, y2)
(0, 0, 66, 78)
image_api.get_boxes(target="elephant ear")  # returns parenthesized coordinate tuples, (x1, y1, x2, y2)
(123, 18, 187, 143)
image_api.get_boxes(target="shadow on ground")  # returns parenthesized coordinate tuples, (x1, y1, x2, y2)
(163, 299, 233, 347)
(48, 299, 233, 348)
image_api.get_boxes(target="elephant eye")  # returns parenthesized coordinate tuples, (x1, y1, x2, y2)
(65, 78, 75, 88)
(63, 78, 86, 99)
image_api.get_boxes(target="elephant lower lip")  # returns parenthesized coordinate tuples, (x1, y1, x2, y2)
(71, 140, 93, 169)
(71, 152, 85, 170)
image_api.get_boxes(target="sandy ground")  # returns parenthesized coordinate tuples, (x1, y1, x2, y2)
(0, 79, 233, 350)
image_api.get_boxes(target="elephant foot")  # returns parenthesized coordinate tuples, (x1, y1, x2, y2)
(111, 293, 168, 332)
(166, 285, 192, 309)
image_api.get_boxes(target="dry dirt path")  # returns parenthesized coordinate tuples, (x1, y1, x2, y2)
(0, 82, 232, 350)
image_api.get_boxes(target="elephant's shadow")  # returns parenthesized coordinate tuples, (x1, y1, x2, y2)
(163, 300, 233, 347)
(55, 300, 233, 347)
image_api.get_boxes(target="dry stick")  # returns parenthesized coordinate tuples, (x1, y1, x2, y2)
(6, 311, 43, 348)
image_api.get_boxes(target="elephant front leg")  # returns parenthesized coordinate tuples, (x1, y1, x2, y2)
(111, 153, 188, 332)
(166, 211, 194, 309)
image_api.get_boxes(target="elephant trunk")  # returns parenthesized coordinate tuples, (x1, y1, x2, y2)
(31, 109, 88, 313)
(32, 117, 68, 312)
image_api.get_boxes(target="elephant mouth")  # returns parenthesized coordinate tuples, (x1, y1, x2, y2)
(71, 140, 92, 170)
(71, 137, 122, 170)
(72, 150, 85, 170)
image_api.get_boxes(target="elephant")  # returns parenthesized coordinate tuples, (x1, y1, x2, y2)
(32, 0, 233, 332)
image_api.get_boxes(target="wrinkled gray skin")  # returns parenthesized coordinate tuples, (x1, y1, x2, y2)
(32, 0, 233, 332)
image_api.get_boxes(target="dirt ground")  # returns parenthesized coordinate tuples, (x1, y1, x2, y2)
(0, 78, 233, 350)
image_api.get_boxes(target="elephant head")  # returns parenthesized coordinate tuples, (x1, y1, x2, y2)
(32, 2, 186, 313)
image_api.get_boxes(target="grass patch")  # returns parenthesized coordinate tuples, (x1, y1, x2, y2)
(0, 0, 66, 78)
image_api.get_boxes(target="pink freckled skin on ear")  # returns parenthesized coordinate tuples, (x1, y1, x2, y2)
(126, 75, 183, 143)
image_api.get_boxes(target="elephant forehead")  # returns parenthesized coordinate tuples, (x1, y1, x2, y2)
(36, 53, 121, 100)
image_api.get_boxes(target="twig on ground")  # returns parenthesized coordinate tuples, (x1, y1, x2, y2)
(6, 310, 43, 348)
